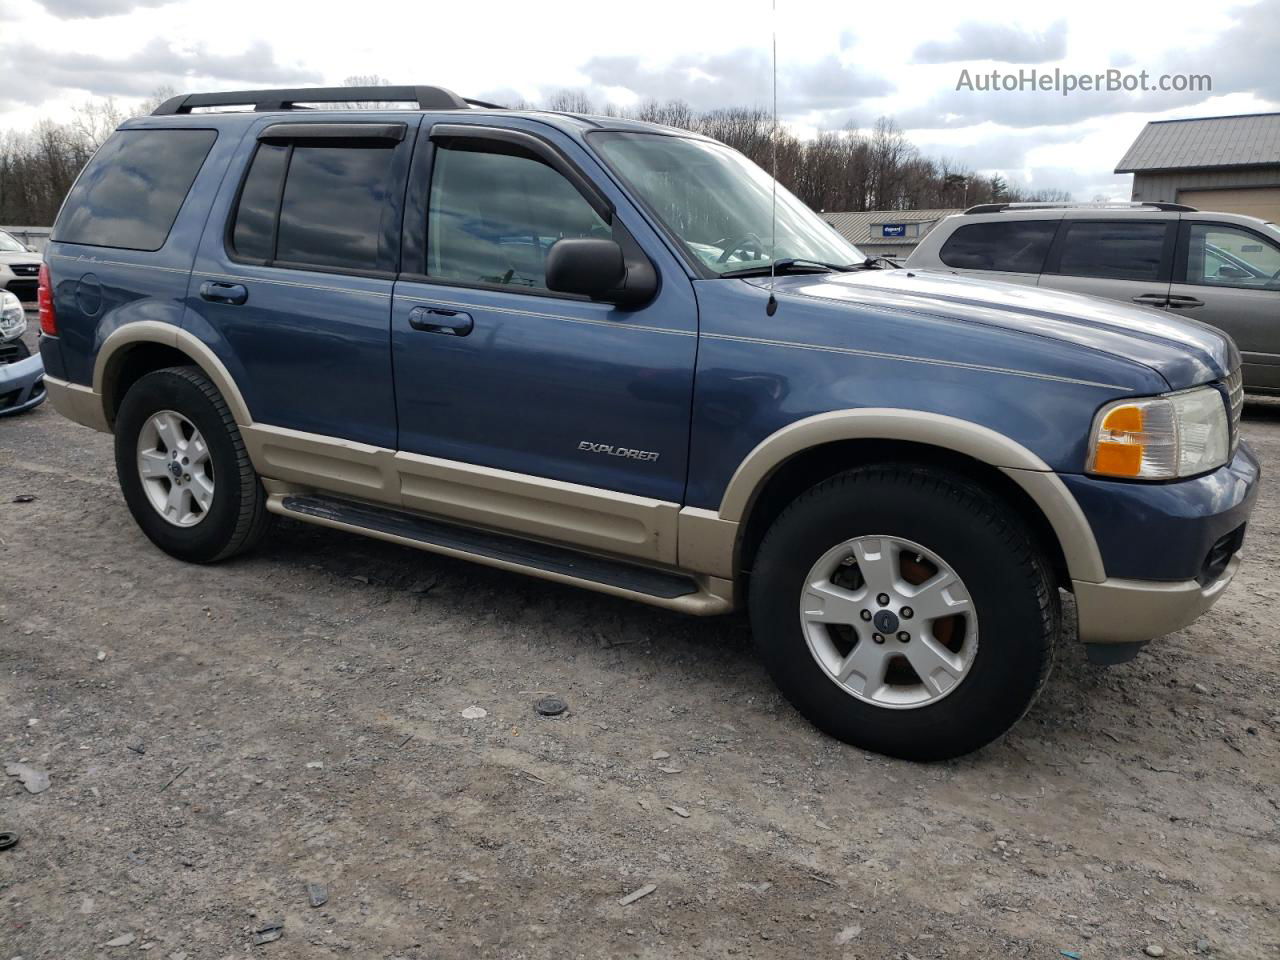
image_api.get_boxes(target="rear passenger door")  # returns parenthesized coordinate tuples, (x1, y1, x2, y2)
(188, 119, 416, 450)
(1038, 219, 1176, 311)
(389, 123, 698, 506)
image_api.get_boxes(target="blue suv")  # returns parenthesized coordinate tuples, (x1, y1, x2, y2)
(39, 85, 1260, 759)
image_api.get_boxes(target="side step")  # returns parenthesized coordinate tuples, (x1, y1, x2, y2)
(271, 493, 732, 614)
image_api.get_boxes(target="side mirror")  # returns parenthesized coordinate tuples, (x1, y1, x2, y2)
(546, 238, 656, 307)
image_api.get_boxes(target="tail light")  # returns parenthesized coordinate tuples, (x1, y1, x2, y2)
(37, 263, 56, 335)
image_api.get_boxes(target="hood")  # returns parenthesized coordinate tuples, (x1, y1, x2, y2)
(0, 251, 41, 267)
(759, 268, 1236, 390)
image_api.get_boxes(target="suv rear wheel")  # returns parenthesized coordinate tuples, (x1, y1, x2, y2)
(114, 366, 270, 562)
(749, 463, 1058, 760)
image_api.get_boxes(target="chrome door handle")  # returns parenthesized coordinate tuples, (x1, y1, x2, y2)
(1131, 293, 1169, 306)
(1166, 296, 1205, 309)
(408, 305, 473, 336)
(199, 281, 248, 305)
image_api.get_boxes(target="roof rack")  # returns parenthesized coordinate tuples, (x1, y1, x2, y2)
(963, 201, 1196, 215)
(151, 85, 494, 116)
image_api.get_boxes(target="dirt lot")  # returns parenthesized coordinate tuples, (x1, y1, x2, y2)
(2, 330, 1278, 959)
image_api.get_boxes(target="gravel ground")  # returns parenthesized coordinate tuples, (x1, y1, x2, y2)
(2, 329, 1278, 959)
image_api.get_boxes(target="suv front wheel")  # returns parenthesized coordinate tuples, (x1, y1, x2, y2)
(750, 463, 1058, 760)
(114, 366, 270, 563)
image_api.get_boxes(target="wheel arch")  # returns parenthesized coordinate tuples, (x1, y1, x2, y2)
(94, 321, 252, 429)
(720, 410, 1106, 586)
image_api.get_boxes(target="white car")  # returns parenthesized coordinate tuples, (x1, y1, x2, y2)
(0, 230, 42, 305)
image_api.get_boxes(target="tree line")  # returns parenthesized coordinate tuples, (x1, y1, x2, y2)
(0, 84, 1068, 226)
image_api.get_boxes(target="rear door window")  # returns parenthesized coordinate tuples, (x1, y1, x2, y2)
(53, 129, 217, 251)
(938, 221, 1057, 273)
(1183, 223, 1280, 289)
(1053, 221, 1170, 281)
(229, 139, 399, 272)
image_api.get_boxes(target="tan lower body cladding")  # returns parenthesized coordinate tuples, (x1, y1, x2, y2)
(243, 423, 737, 612)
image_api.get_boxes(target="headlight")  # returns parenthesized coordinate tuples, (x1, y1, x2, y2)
(0, 289, 26, 339)
(1087, 387, 1230, 480)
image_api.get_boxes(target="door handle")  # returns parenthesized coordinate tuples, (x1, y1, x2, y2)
(1166, 295, 1205, 309)
(408, 305, 473, 336)
(1131, 293, 1170, 306)
(199, 281, 248, 305)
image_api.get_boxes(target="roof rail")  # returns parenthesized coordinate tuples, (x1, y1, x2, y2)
(151, 85, 478, 116)
(963, 200, 1197, 215)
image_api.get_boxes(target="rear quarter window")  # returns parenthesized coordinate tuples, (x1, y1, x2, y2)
(53, 129, 217, 252)
(939, 220, 1057, 273)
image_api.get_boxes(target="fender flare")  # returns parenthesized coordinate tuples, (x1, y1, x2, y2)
(93, 321, 253, 427)
(716, 409, 1106, 584)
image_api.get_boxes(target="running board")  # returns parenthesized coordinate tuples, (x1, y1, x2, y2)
(269, 493, 733, 615)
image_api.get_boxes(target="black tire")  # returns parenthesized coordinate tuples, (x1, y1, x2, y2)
(749, 463, 1058, 761)
(114, 366, 271, 563)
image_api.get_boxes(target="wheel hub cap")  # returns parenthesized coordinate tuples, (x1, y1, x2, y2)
(799, 535, 979, 710)
(136, 410, 214, 528)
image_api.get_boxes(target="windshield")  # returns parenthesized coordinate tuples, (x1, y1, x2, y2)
(593, 132, 864, 275)
(0, 232, 27, 253)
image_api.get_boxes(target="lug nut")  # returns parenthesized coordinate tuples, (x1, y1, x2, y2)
(183, 474, 191, 482)
(901, 606, 913, 619)
(872, 633, 885, 644)
(897, 631, 910, 642)
(859, 610, 872, 622)
(876, 593, 890, 607)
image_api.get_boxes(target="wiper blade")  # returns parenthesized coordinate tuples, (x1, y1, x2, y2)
(857, 256, 902, 269)
(719, 258, 856, 279)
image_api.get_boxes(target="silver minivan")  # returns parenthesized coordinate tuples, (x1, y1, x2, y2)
(906, 202, 1280, 393)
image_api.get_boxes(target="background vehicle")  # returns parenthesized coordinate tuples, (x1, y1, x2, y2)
(0, 229, 42, 305)
(905, 202, 1280, 393)
(37, 86, 1259, 760)
(0, 289, 45, 415)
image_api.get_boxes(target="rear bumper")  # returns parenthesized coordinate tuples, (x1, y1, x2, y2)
(1073, 553, 1241, 645)
(0, 350, 46, 416)
(42, 374, 110, 431)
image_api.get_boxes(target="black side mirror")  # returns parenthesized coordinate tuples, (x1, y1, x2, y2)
(546, 238, 656, 307)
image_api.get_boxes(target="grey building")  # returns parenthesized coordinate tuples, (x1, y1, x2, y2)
(1117, 112, 1280, 221)
(824, 209, 961, 258)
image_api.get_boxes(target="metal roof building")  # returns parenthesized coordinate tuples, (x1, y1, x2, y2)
(825, 209, 961, 258)
(1116, 113, 1280, 222)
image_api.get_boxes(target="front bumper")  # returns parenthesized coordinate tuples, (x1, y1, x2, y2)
(1068, 443, 1260, 645)
(0, 349, 46, 416)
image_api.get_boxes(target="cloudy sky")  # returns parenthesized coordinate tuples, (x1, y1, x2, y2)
(1, 0, 1277, 201)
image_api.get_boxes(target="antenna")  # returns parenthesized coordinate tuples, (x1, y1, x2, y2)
(766, 0, 779, 317)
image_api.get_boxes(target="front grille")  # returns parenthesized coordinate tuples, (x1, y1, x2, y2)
(6, 279, 37, 302)
(1225, 368, 1243, 452)
(0, 339, 30, 364)
(8, 264, 39, 277)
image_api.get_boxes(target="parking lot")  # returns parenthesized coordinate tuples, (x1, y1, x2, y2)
(2, 326, 1278, 958)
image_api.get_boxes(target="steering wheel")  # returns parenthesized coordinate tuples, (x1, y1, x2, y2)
(716, 232, 767, 264)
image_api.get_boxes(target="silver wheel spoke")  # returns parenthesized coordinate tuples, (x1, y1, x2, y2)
(904, 634, 967, 696)
(190, 472, 214, 511)
(802, 579, 866, 625)
(138, 450, 170, 479)
(852, 538, 901, 596)
(904, 572, 973, 622)
(836, 640, 890, 697)
(188, 435, 210, 468)
(165, 481, 189, 520)
(153, 412, 185, 451)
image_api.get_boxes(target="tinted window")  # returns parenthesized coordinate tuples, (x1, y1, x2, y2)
(427, 143, 609, 290)
(938, 221, 1056, 273)
(230, 143, 289, 261)
(274, 144, 396, 270)
(1056, 221, 1168, 281)
(53, 129, 216, 251)
(1184, 223, 1280, 289)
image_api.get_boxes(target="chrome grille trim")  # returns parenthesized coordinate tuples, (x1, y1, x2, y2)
(1226, 368, 1243, 452)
